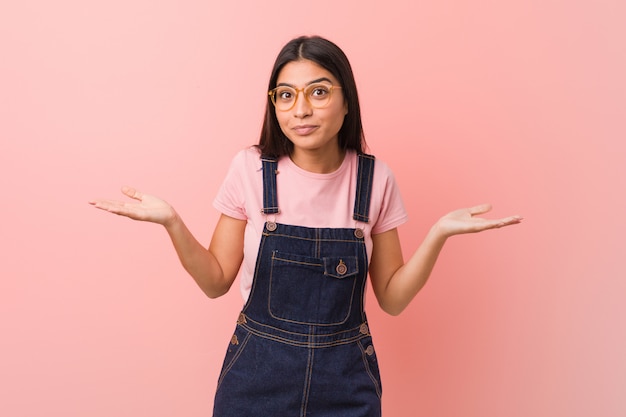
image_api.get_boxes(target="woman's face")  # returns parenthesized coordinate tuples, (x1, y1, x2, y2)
(274, 59, 348, 158)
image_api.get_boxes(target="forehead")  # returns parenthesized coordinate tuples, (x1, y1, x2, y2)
(276, 59, 339, 85)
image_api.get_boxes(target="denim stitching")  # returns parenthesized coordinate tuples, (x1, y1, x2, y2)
(354, 155, 365, 221)
(364, 155, 375, 221)
(241, 314, 367, 338)
(300, 327, 315, 416)
(359, 241, 369, 322)
(267, 252, 357, 326)
(261, 158, 279, 214)
(241, 327, 367, 348)
(357, 339, 382, 398)
(323, 256, 359, 278)
(216, 154, 379, 414)
(264, 232, 365, 244)
(238, 317, 371, 348)
(353, 154, 375, 222)
(216, 329, 252, 390)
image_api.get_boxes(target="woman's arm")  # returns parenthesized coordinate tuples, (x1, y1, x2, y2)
(165, 212, 245, 298)
(90, 186, 245, 298)
(368, 204, 522, 316)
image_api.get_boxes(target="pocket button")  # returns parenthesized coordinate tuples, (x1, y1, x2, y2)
(336, 259, 348, 275)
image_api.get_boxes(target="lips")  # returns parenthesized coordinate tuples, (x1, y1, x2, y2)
(292, 125, 319, 135)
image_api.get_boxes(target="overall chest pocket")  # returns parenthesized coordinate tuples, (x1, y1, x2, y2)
(269, 251, 359, 325)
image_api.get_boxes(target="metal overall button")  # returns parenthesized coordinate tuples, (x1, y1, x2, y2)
(266, 221, 277, 232)
(365, 345, 375, 356)
(354, 228, 364, 239)
(336, 259, 348, 275)
(237, 313, 247, 325)
(230, 335, 239, 345)
(359, 323, 369, 335)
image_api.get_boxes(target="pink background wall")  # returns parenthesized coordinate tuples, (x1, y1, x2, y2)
(2, 1, 624, 416)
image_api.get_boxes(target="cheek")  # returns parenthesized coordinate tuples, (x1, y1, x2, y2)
(275, 114, 293, 137)
(331, 108, 348, 129)
(275, 112, 288, 129)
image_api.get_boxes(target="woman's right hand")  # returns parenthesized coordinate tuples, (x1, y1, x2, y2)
(89, 186, 177, 226)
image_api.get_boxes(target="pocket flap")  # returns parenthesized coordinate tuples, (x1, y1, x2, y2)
(323, 256, 359, 279)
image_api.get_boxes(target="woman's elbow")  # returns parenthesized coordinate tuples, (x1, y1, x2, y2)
(378, 299, 407, 316)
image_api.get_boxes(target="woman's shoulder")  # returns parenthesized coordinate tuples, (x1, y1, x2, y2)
(229, 146, 263, 168)
(358, 152, 395, 182)
(236, 145, 263, 159)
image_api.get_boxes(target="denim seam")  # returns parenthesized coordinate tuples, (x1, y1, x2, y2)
(216, 330, 252, 390)
(359, 243, 369, 322)
(300, 327, 315, 417)
(272, 256, 322, 268)
(261, 158, 279, 214)
(240, 324, 369, 348)
(354, 155, 366, 222)
(272, 252, 359, 279)
(353, 154, 375, 223)
(357, 339, 382, 398)
(241, 314, 367, 338)
(263, 232, 364, 244)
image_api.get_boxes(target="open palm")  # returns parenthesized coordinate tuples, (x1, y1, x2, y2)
(89, 186, 176, 226)
(437, 204, 522, 237)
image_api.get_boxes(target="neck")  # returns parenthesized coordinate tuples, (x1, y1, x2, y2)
(290, 147, 346, 174)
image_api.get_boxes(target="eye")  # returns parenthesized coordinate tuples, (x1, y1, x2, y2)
(276, 88, 294, 102)
(308, 84, 331, 100)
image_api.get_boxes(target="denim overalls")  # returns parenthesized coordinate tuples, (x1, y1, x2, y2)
(213, 154, 382, 417)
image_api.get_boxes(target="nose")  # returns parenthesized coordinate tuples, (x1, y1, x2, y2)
(293, 90, 312, 118)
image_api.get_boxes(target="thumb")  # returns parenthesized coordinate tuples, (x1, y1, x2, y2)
(468, 203, 492, 216)
(121, 186, 143, 201)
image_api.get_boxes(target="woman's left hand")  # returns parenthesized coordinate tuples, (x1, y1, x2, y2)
(436, 204, 522, 238)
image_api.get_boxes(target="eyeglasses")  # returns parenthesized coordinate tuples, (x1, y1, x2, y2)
(268, 83, 342, 111)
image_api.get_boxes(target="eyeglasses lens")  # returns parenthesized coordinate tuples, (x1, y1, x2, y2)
(271, 84, 333, 111)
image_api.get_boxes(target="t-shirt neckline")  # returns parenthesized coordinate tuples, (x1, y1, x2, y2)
(284, 151, 353, 180)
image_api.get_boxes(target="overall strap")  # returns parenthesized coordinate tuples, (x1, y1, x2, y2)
(261, 153, 375, 220)
(260, 156, 280, 214)
(353, 153, 375, 223)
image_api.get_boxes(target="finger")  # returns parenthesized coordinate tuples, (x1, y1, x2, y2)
(93, 201, 143, 220)
(484, 215, 523, 230)
(468, 203, 492, 216)
(89, 199, 126, 212)
(121, 186, 143, 201)
(497, 215, 523, 226)
(88, 199, 111, 208)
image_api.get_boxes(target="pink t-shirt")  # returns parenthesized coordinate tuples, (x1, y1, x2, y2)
(213, 146, 408, 301)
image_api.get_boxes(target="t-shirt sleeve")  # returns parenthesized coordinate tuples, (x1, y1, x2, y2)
(212, 150, 249, 220)
(371, 161, 409, 235)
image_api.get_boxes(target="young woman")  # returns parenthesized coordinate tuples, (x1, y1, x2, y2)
(90, 36, 521, 417)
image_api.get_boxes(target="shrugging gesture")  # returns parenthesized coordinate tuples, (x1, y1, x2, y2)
(89, 35, 523, 417)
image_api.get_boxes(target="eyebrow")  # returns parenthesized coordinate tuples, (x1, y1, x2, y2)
(276, 77, 334, 88)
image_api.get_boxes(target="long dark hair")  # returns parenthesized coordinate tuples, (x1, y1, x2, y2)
(257, 36, 366, 157)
